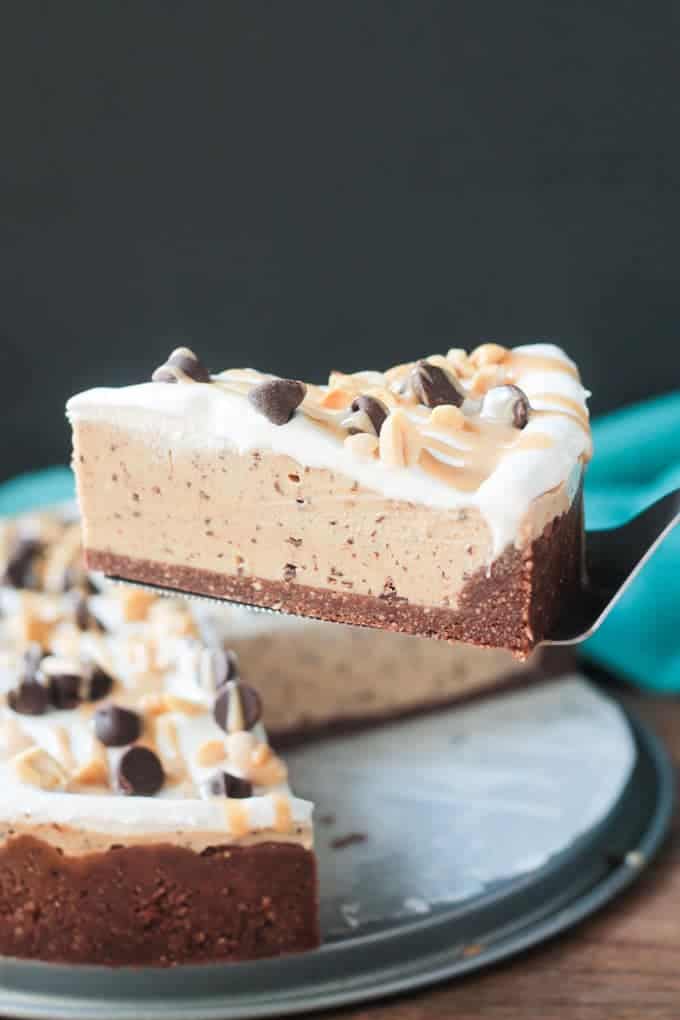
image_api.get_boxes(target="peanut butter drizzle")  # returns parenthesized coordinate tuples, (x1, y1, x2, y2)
(218, 347, 587, 494)
(418, 450, 488, 491)
(272, 794, 293, 834)
(533, 393, 590, 431)
(511, 431, 555, 452)
(225, 800, 251, 838)
(505, 351, 579, 381)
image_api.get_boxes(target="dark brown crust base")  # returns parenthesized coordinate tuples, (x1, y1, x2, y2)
(87, 488, 584, 658)
(0, 836, 318, 966)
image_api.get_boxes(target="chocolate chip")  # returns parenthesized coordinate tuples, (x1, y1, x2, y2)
(213, 681, 262, 733)
(94, 704, 142, 746)
(346, 395, 388, 436)
(88, 666, 114, 701)
(2, 538, 43, 589)
(410, 361, 465, 408)
(204, 770, 253, 799)
(117, 746, 165, 796)
(7, 679, 49, 716)
(248, 379, 307, 426)
(47, 672, 83, 710)
(152, 347, 211, 384)
(480, 384, 531, 429)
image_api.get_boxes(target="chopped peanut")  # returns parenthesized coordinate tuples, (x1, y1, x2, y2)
(344, 433, 379, 460)
(430, 404, 466, 430)
(224, 730, 257, 772)
(469, 342, 508, 368)
(321, 388, 353, 410)
(379, 410, 422, 468)
(71, 744, 109, 788)
(469, 364, 503, 396)
(12, 747, 69, 790)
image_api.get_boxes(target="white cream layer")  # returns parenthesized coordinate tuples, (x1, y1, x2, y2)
(0, 589, 312, 843)
(67, 343, 590, 555)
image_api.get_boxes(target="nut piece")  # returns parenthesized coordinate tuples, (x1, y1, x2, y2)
(12, 746, 69, 790)
(71, 743, 109, 787)
(0, 717, 34, 757)
(120, 588, 156, 622)
(429, 404, 466, 430)
(344, 433, 379, 460)
(379, 410, 422, 468)
(15, 607, 53, 649)
(196, 738, 227, 767)
(446, 348, 475, 378)
(249, 742, 288, 786)
(469, 343, 508, 368)
(321, 387, 353, 409)
(149, 600, 198, 639)
(469, 364, 504, 396)
(163, 694, 205, 716)
(480, 384, 531, 429)
(224, 730, 257, 772)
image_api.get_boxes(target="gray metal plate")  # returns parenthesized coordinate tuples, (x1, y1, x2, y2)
(0, 675, 672, 1020)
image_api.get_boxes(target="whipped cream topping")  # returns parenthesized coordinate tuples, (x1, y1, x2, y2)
(0, 518, 312, 848)
(67, 343, 591, 554)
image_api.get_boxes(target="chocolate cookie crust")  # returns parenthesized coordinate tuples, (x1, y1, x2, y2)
(0, 836, 318, 966)
(87, 487, 583, 659)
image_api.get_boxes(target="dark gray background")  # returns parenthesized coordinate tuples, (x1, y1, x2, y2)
(1, 1, 679, 481)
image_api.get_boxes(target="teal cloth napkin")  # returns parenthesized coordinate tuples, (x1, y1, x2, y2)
(581, 392, 680, 691)
(1, 393, 678, 690)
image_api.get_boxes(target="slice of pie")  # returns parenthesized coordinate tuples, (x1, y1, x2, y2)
(67, 343, 591, 657)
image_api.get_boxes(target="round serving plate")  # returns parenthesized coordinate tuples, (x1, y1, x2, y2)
(0, 673, 673, 1020)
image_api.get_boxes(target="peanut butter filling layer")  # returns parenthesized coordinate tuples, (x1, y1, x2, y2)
(73, 421, 577, 610)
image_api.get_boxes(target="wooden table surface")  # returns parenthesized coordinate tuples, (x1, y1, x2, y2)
(320, 688, 680, 1020)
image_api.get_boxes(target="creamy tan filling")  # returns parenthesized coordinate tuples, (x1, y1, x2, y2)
(73, 421, 575, 609)
(223, 611, 527, 734)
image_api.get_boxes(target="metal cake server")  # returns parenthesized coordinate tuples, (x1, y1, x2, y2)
(108, 488, 680, 649)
